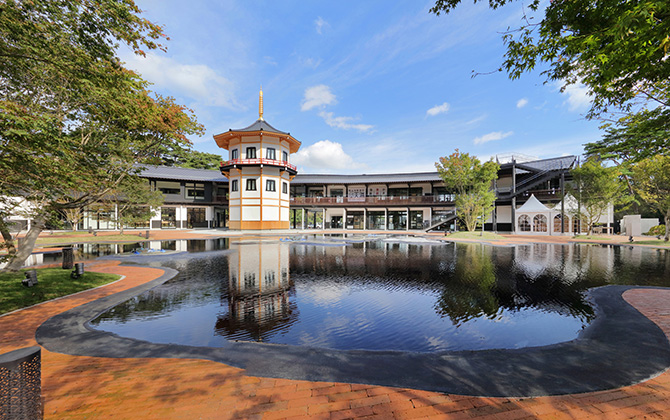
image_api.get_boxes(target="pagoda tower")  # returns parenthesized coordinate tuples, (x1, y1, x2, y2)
(214, 89, 301, 230)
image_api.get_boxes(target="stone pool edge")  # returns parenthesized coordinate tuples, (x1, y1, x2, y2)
(35, 263, 670, 398)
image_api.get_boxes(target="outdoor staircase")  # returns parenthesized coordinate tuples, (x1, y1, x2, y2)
(425, 210, 458, 232)
(496, 168, 563, 200)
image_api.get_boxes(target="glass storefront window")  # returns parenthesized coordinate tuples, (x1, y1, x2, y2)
(409, 211, 423, 230)
(346, 211, 364, 229)
(367, 211, 385, 230)
(187, 207, 207, 228)
(161, 207, 177, 229)
(387, 211, 407, 230)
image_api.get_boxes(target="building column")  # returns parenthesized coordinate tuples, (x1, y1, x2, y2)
(560, 172, 565, 234)
(363, 208, 367, 230)
(384, 208, 388, 231)
(114, 204, 119, 230)
(406, 207, 410, 231)
(343, 208, 347, 230)
(322, 208, 326, 229)
(301, 208, 305, 230)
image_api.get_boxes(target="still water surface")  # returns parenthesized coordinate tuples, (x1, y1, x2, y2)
(89, 237, 670, 352)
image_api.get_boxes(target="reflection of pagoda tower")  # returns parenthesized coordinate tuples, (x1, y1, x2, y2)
(215, 241, 295, 341)
(214, 89, 301, 230)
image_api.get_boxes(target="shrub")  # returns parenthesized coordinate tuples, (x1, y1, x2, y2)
(645, 225, 666, 236)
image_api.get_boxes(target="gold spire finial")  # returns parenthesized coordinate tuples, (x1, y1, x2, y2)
(259, 86, 264, 120)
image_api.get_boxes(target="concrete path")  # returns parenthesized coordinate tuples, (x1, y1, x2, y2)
(2, 236, 670, 419)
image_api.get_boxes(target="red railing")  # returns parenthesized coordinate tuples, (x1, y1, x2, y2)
(221, 159, 297, 172)
(290, 195, 455, 206)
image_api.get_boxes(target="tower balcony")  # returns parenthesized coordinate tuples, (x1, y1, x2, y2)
(220, 159, 298, 175)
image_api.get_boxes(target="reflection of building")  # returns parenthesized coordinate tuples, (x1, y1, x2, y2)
(215, 241, 294, 340)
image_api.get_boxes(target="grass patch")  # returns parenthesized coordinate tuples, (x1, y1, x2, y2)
(444, 231, 506, 240)
(571, 235, 612, 240)
(0, 268, 120, 315)
(631, 240, 670, 247)
(35, 234, 149, 246)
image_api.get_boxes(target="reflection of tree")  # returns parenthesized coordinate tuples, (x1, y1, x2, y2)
(434, 244, 499, 326)
(434, 243, 596, 327)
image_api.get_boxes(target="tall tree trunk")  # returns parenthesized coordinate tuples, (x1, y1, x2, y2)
(0, 218, 16, 257)
(665, 212, 669, 242)
(3, 215, 45, 272)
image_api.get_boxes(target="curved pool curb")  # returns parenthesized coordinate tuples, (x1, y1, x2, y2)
(34, 260, 670, 398)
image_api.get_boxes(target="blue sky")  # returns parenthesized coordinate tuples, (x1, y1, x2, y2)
(122, 0, 600, 174)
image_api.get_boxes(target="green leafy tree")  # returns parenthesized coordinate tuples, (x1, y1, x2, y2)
(431, 1, 670, 169)
(431, 0, 669, 117)
(0, 0, 203, 271)
(162, 148, 224, 170)
(107, 176, 164, 233)
(631, 155, 670, 241)
(568, 159, 627, 236)
(435, 150, 499, 232)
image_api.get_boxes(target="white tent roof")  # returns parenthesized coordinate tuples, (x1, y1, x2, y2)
(516, 194, 551, 213)
(551, 193, 578, 212)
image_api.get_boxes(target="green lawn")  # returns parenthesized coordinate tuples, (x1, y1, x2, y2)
(35, 234, 148, 246)
(571, 235, 612, 240)
(444, 231, 506, 240)
(0, 268, 120, 315)
(633, 239, 670, 247)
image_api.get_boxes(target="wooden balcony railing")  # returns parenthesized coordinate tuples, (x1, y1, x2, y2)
(221, 158, 297, 172)
(290, 195, 455, 206)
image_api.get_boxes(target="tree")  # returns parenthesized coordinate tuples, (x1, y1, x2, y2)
(568, 159, 626, 236)
(431, 1, 670, 168)
(631, 155, 670, 241)
(162, 148, 224, 170)
(435, 150, 499, 232)
(431, 0, 669, 117)
(107, 176, 164, 233)
(0, 0, 203, 271)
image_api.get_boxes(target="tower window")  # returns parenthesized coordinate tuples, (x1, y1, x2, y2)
(231, 149, 238, 160)
(266, 147, 276, 160)
(246, 178, 257, 191)
(266, 179, 276, 192)
(231, 180, 238, 192)
(282, 182, 288, 194)
(246, 147, 256, 159)
(282, 151, 288, 162)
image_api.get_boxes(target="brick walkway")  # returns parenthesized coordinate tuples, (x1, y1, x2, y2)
(2, 247, 670, 418)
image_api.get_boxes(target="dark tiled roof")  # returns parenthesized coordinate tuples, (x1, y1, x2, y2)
(292, 172, 444, 185)
(505, 155, 578, 172)
(231, 119, 289, 135)
(137, 155, 575, 185)
(138, 165, 228, 182)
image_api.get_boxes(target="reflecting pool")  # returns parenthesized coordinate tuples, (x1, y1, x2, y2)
(90, 237, 670, 352)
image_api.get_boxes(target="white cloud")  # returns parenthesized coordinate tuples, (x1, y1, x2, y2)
(315, 17, 329, 35)
(318, 111, 374, 132)
(561, 83, 592, 112)
(473, 131, 513, 145)
(426, 102, 450, 117)
(292, 140, 365, 171)
(516, 98, 529, 109)
(301, 85, 337, 111)
(122, 52, 237, 108)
